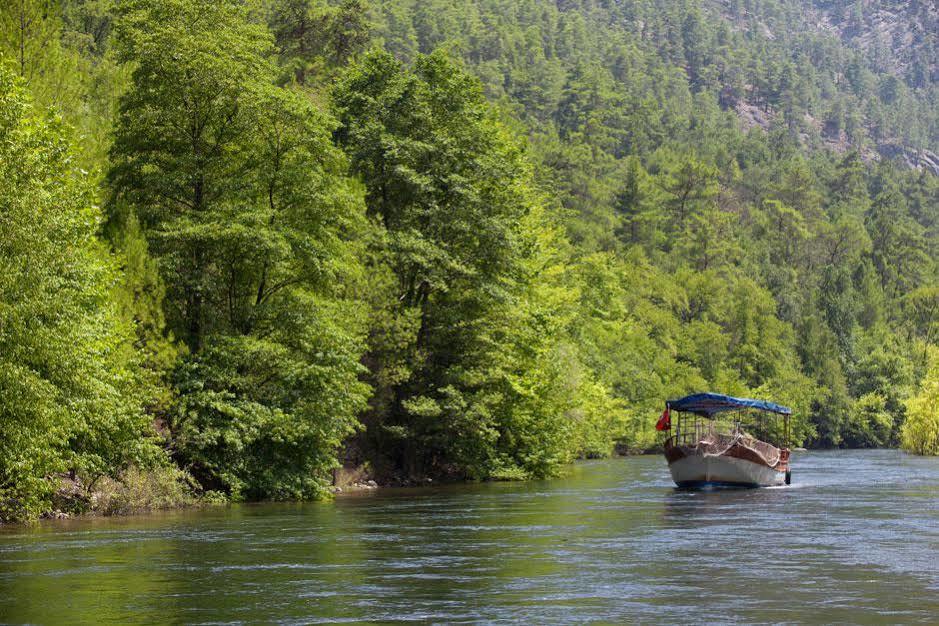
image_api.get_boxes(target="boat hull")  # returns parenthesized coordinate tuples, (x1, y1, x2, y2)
(667, 453, 785, 488)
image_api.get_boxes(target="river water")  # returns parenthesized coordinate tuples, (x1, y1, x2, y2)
(1, 450, 937, 624)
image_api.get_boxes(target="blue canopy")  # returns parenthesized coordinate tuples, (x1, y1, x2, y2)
(667, 392, 791, 418)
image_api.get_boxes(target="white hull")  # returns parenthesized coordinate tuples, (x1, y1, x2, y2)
(668, 454, 785, 488)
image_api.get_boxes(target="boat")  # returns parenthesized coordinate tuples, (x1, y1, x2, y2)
(658, 392, 792, 488)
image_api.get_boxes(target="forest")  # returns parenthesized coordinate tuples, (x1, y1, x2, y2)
(0, 0, 936, 521)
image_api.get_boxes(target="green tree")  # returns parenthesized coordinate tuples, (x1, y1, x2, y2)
(648, 147, 719, 232)
(904, 286, 939, 361)
(335, 49, 615, 479)
(109, 0, 370, 499)
(613, 155, 665, 248)
(901, 347, 939, 456)
(866, 184, 931, 301)
(0, 0, 72, 104)
(269, 0, 370, 84)
(0, 64, 149, 520)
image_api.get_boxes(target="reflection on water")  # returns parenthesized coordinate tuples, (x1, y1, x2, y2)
(1, 450, 938, 624)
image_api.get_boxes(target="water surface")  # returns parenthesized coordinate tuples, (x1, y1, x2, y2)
(1, 450, 938, 623)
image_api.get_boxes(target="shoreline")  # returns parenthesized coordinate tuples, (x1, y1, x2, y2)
(3, 447, 915, 526)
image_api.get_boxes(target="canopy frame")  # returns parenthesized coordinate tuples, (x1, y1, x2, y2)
(666, 392, 791, 449)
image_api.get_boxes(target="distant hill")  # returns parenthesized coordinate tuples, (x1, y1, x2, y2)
(709, 0, 938, 171)
(372, 0, 938, 170)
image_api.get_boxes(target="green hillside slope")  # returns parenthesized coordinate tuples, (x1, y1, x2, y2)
(0, 0, 935, 519)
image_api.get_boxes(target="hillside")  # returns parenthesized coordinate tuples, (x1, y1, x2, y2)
(807, 0, 937, 82)
(717, 0, 939, 170)
(0, 0, 936, 520)
(372, 0, 937, 164)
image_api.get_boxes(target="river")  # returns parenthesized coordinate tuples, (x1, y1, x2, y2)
(1, 449, 937, 624)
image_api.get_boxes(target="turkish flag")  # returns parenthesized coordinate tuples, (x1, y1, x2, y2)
(655, 406, 671, 431)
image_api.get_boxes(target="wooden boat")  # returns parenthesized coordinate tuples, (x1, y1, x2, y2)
(658, 393, 792, 488)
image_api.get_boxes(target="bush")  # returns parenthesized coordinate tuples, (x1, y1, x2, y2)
(901, 347, 939, 456)
(90, 465, 197, 516)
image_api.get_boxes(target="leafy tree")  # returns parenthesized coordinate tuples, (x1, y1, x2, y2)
(335, 49, 616, 479)
(0, 65, 149, 520)
(847, 330, 914, 446)
(0, 0, 69, 102)
(109, 0, 370, 499)
(904, 286, 939, 361)
(866, 184, 931, 301)
(901, 347, 939, 456)
(613, 156, 665, 248)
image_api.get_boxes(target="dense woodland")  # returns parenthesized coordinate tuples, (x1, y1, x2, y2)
(0, 0, 936, 521)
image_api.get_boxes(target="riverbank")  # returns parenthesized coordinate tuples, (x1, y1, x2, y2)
(21, 445, 922, 523)
(30, 465, 211, 523)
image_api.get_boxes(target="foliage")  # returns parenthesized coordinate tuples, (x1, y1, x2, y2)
(90, 464, 197, 516)
(0, 0, 937, 521)
(362, 0, 938, 451)
(0, 64, 151, 521)
(333, 49, 618, 480)
(108, 0, 371, 499)
(901, 347, 939, 456)
(269, 0, 370, 85)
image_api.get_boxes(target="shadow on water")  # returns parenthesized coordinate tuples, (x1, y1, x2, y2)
(0, 450, 938, 624)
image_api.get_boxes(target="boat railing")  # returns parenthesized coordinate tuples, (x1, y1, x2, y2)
(664, 432, 705, 448)
(666, 429, 783, 450)
(665, 429, 789, 469)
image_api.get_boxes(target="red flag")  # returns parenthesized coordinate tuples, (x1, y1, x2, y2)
(655, 406, 671, 431)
